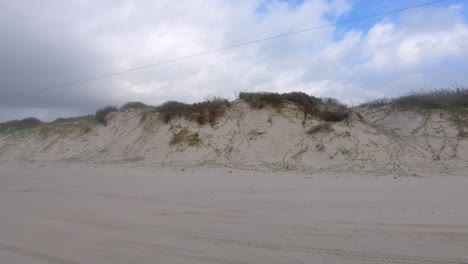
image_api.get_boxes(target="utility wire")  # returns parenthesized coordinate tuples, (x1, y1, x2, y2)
(6, 0, 448, 97)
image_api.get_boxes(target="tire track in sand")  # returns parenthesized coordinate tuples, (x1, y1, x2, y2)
(0, 242, 83, 264)
(178, 234, 468, 264)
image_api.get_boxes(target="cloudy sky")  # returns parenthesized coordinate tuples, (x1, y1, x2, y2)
(1, 0, 467, 121)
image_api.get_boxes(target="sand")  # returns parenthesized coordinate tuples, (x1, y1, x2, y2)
(1, 164, 467, 263)
(1, 102, 467, 176)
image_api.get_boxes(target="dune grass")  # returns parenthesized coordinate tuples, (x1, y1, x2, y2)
(0, 115, 95, 139)
(0, 117, 42, 135)
(361, 88, 468, 109)
(239, 91, 349, 122)
(169, 127, 201, 146)
(156, 97, 230, 126)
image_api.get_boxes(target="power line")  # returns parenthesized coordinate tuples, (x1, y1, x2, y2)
(6, 0, 448, 98)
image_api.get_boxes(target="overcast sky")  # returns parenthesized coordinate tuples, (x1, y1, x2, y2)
(1, 0, 467, 121)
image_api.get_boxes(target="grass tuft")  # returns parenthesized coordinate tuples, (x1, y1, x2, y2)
(169, 128, 201, 146)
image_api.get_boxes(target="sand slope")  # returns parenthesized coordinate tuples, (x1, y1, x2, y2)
(0, 101, 467, 175)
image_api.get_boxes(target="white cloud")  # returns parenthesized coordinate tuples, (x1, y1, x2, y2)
(0, 0, 467, 121)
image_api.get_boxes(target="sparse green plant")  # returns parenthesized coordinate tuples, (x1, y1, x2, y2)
(170, 128, 189, 145)
(267, 116, 273, 125)
(169, 128, 201, 146)
(224, 145, 234, 159)
(188, 132, 201, 146)
(292, 146, 308, 160)
(340, 148, 352, 156)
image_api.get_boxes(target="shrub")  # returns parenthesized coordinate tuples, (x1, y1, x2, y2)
(121, 101, 149, 110)
(239, 91, 322, 117)
(16, 117, 42, 128)
(320, 110, 349, 122)
(155, 97, 230, 126)
(95, 106, 118, 125)
(238, 92, 284, 109)
(156, 101, 190, 124)
(191, 97, 230, 126)
(283, 92, 321, 114)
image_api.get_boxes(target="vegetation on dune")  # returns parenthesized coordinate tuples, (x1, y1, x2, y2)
(169, 127, 201, 146)
(156, 97, 230, 126)
(0, 115, 95, 138)
(52, 115, 94, 124)
(320, 98, 349, 122)
(121, 101, 151, 111)
(0, 117, 42, 134)
(4, 88, 467, 137)
(361, 88, 468, 109)
(361, 88, 468, 130)
(95, 106, 118, 125)
(239, 92, 286, 109)
(239, 91, 349, 122)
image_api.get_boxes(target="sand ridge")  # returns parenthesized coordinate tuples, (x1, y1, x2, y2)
(0, 101, 467, 175)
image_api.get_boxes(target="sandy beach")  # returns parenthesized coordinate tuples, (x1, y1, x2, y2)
(1, 164, 467, 263)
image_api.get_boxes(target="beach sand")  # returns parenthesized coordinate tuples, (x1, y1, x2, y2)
(1, 164, 467, 263)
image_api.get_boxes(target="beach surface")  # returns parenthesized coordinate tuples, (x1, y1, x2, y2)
(1, 164, 467, 263)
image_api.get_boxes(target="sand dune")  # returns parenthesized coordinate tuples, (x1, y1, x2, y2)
(1, 101, 467, 175)
(1, 102, 468, 263)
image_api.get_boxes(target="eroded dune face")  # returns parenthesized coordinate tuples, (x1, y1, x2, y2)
(0, 101, 467, 175)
